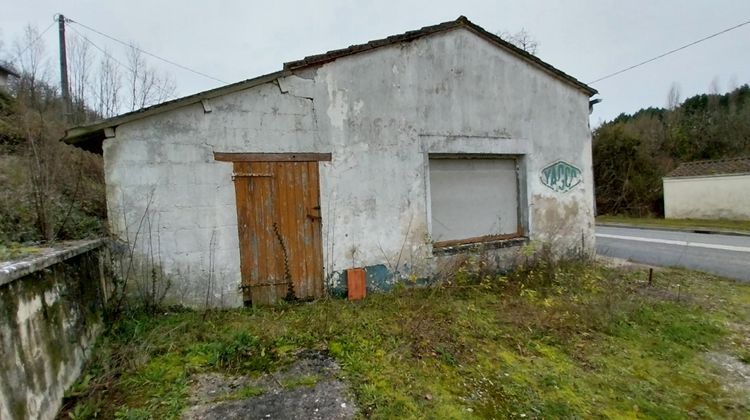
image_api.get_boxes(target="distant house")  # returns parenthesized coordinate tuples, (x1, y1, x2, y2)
(664, 157, 750, 220)
(63, 16, 598, 307)
(0, 63, 19, 90)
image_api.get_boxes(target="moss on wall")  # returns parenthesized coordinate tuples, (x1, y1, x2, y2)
(0, 243, 104, 420)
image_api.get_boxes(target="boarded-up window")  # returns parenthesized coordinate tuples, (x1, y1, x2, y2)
(429, 158, 519, 245)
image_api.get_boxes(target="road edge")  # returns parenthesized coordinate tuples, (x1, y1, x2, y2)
(596, 223, 750, 237)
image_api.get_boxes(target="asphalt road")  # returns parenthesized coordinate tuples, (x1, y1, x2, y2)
(596, 225, 750, 282)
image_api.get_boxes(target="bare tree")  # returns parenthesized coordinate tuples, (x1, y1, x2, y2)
(126, 44, 176, 111)
(708, 77, 721, 111)
(11, 56, 67, 241)
(666, 82, 681, 110)
(68, 34, 92, 122)
(709, 76, 721, 94)
(498, 28, 539, 55)
(13, 25, 51, 104)
(96, 49, 122, 118)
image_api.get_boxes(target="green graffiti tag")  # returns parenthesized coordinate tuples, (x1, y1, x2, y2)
(541, 161, 583, 193)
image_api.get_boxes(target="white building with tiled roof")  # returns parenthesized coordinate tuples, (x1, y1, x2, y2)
(663, 157, 750, 220)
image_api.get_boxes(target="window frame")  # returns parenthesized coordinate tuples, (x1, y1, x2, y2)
(426, 154, 526, 250)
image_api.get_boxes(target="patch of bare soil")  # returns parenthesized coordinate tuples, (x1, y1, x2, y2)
(705, 352, 750, 402)
(595, 255, 660, 271)
(182, 351, 355, 419)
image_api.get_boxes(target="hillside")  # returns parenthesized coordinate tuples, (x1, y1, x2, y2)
(593, 84, 750, 216)
(0, 80, 106, 251)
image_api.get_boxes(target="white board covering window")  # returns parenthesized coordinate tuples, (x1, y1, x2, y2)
(429, 158, 519, 245)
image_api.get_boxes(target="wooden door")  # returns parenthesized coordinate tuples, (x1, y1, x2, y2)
(231, 161, 324, 305)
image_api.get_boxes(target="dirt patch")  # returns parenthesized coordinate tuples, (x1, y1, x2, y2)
(182, 350, 355, 419)
(595, 255, 659, 271)
(705, 351, 750, 400)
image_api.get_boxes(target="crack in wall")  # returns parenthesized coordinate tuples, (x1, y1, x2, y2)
(273, 78, 321, 143)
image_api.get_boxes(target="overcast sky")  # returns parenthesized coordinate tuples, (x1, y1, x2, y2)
(2, 0, 749, 125)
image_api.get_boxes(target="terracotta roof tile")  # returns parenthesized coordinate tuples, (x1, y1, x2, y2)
(666, 157, 750, 177)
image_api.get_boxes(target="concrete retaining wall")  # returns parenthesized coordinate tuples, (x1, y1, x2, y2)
(0, 240, 105, 420)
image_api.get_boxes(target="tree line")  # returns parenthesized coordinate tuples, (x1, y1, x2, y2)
(593, 83, 750, 216)
(0, 24, 177, 247)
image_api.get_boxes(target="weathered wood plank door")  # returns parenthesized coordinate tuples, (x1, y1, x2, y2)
(231, 161, 324, 305)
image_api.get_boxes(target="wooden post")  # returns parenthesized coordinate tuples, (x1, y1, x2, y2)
(648, 268, 653, 286)
(57, 13, 70, 121)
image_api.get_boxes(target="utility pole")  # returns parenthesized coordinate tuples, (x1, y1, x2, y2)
(57, 13, 70, 121)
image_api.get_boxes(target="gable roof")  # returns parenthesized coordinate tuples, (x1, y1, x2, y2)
(63, 16, 597, 153)
(665, 157, 750, 178)
(283, 16, 596, 96)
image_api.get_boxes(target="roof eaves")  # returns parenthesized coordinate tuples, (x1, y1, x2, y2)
(665, 157, 750, 178)
(284, 16, 597, 97)
(62, 70, 288, 152)
(63, 16, 598, 154)
(664, 172, 750, 180)
(283, 20, 459, 70)
(458, 19, 597, 97)
(0, 63, 20, 78)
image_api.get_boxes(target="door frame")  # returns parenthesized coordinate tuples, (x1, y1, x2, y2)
(214, 152, 332, 162)
(214, 152, 331, 305)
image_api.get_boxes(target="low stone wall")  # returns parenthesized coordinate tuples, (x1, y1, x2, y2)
(0, 239, 105, 420)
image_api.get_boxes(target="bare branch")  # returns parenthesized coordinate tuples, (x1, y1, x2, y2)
(497, 28, 540, 55)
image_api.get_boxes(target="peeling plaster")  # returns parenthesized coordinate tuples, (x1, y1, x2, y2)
(100, 27, 594, 307)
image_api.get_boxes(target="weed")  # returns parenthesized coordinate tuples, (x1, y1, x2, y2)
(221, 385, 265, 401)
(213, 332, 275, 373)
(281, 375, 319, 389)
(114, 407, 150, 420)
(66, 401, 98, 420)
(69, 264, 750, 419)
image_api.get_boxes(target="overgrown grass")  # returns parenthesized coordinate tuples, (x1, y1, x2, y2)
(63, 262, 750, 419)
(597, 214, 750, 232)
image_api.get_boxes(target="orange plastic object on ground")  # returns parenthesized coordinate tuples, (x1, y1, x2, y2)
(347, 268, 366, 301)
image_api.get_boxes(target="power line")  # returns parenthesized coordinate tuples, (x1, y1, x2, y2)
(12, 20, 56, 63)
(66, 18, 229, 84)
(66, 25, 176, 100)
(67, 25, 135, 76)
(588, 18, 750, 85)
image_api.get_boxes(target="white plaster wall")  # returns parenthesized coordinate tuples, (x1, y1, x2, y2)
(104, 82, 319, 307)
(298, 28, 595, 278)
(664, 174, 750, 219)
(104, 27, 594, 307)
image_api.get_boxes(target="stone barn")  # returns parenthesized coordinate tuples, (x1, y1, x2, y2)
(63, 16, 598, 307)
